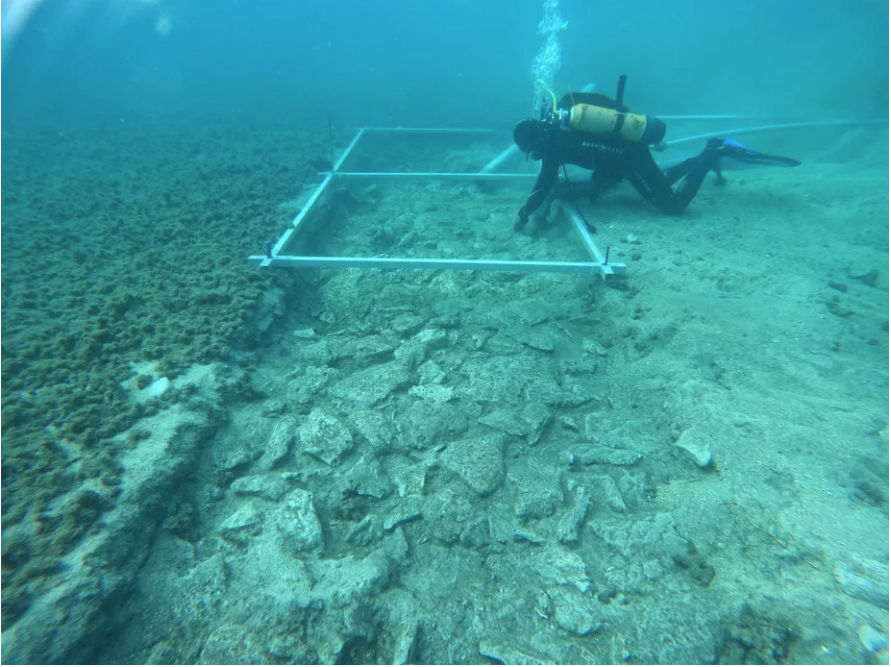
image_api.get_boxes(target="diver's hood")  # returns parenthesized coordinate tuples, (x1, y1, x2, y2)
(513, 118, 545, 154)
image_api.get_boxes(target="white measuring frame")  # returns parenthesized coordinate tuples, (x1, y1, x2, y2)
(247, 118, 888, 279)
(247, 125, 625, 280)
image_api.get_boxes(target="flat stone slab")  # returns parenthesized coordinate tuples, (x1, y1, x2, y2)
(298, 410, 354, 465)
(328, 361, 412, 405)
(442, 434, 505, 496)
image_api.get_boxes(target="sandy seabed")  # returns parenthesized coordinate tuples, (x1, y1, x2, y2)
(1, 120, 888, 664)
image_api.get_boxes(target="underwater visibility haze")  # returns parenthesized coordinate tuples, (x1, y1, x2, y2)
(1, 0, 889, 663)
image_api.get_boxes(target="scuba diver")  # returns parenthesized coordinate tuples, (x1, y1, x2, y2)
(512, 75, 800, 231)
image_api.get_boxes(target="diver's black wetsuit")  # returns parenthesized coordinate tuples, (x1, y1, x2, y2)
(518, 124, 713, 221)
(514, 87, 800, 229)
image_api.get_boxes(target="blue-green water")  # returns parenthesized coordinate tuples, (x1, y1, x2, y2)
(2, 1, 888, 663)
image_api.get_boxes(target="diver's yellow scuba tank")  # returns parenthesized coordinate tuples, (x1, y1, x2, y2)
(567, 104, 665, 144)
(544, 74, 667, 145)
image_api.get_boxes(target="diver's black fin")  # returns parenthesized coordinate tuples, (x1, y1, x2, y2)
(723, 146, 801, 168)
(753, 153, 801, 168)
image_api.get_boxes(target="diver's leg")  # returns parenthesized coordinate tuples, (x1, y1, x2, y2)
(625, 148, 712, 215)
(664, 160, 712, 212)
(663, 158, 700, 186)
(663, 139, 738, 186)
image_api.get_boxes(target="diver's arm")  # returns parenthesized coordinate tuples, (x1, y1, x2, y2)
(515, 158, 559, 230)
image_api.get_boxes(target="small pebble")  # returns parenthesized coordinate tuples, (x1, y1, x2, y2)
(147, 377, 171, 398)
(292, 328, 316, 339)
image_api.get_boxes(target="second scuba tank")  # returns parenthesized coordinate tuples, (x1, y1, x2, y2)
(568, 104, 666, 145)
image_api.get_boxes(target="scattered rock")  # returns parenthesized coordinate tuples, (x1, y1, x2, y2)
(293, 366, 337, 405)
(418, 360, 446, 384)
(460, 517, 491, 548)
(346, 514, 384, 546)
(479, 642, 546, 665)
(509, 300, 552, 326)
(389, 313, 426, 337)
(508, 329, 555, 352)
(408, 384, 455, 404)
(278, 489, 323, 554)
(675, 427, 713, 468)
(292, 328, 316, 339)
(200, 625, 266, 664)
(550, 586, 601, 636)
(530, 545, 591, 593)
(394, 328, 447, 368)
(513, 528, 548, 545)
(582, 339, 608, 356)
(479, 408, 529, 436)
(441, 434, 506, 496)
(460, 357, 562, 407)
(398, 401, 467, 451)
(590, 513, 693, 592)
(673, 541, 716, 587)
(559, 416, 579, 431)
(389, 459, 427, 498)
(560, 378, 604, 408)
(349, 409, 392, 453)
(513, 471, 564, 519)
(594, 475, 627, 512)
(293, 340, 334, 365)
(561, 354, 599, 375)
(343, 335, 397, 363)
(394, 340, 427, 368)
(525, 374, 565, 406)
(328, 361, 412, 405)
(825, 295, 855, 318)
(310, 531, 407, 609)
(147, 377, 172, 398)
(853, 268, 880, 288)
(384, 507, 423, 531)
(828, 280, 848, 293)
(424, 492, 475, 545)
(522, 402, 551, 435)
(230, 474, 291, 502)
(344, 458, 393, 499)
(376, 589, 421, 665)
(298, 410, 354, 465)
(147, 641, 182, 665)
(558, 486, 592, 543)
(259, 415, 296, 470)
(834, 555, 889, 609)
(572, 443, 642, 467)
(220, 505, 264, 545)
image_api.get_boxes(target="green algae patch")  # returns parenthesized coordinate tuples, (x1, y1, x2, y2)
(0, 124, 319, 619)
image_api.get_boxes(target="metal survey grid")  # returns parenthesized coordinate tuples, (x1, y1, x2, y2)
(247, 118, 887, 279)
(247, 126, 626, 280)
